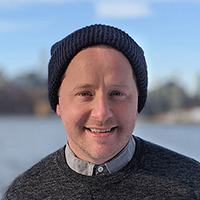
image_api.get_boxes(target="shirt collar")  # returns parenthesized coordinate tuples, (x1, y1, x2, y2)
(65, 136, 135, 176)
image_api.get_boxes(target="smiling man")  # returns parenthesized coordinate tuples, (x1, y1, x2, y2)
(2, 24, 200, 199)
(56, 45, 138, 166)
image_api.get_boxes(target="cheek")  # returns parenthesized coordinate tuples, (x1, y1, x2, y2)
(115, 100, 138, 131)
(116, 99, 138, 117)
(59, 101, 90, 128)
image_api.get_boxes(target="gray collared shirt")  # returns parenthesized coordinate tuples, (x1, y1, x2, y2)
(65, 136, 135, 176)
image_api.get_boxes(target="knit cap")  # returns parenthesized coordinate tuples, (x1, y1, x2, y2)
(48, 24, 148, 113)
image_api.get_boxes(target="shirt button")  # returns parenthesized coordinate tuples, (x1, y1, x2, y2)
(97, 166, 104, 173)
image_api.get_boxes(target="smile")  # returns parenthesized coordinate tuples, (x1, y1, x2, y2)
(85, 127, 117, 133)
(90, 128, 112, 133)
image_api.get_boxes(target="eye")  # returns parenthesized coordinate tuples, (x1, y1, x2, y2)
(75, 91, 93, 103)
(78, 92, 92, 97)
(76, 91, 93, 100)
(110, 91, 124, 96)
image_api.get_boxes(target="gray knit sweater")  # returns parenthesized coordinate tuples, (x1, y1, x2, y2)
(2, 137, 200, 199)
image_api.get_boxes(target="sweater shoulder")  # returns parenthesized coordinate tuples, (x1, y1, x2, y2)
(133, 136, 200, 181)
(21, 146, 66, 178)
(136, 136, 200, 164)
(2, 146, 66, 199)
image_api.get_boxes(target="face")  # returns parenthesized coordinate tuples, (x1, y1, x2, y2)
(57, 46, 138, 165)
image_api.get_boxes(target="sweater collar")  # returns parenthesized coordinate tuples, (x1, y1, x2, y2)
(65, 136, 135, 176)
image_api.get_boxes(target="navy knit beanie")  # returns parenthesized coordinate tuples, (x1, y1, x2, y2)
(48, 24, 148, 113)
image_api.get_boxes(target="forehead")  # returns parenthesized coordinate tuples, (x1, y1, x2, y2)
(61, 46, 137, 90)
(59, 45, 137, 93)
(64, 47, 125, 79)
(65, 45, 133, 77)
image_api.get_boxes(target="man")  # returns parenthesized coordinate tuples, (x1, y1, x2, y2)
(2, 24, 200, 199)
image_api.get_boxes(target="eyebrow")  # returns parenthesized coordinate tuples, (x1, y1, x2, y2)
(113, 83, 128, 87)
(111, 82, 130, 89)
(73, 83, 130, 90)
(73, 84, 93, 90)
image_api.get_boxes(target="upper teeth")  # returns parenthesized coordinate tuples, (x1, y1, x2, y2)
(90, 128, 112, 133)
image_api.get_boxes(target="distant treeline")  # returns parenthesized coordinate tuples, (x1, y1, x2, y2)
(0, 72, 52, 116)
(0, 71, 200, 116)
(144, 82, 200, 115)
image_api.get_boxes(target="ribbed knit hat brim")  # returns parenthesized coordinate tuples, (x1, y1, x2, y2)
(48, 24, 148, 113)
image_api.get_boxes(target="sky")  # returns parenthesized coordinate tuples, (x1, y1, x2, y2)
(0, 0, 200, 94)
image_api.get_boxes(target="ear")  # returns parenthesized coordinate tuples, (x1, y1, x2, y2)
(56, 104, 61, 117)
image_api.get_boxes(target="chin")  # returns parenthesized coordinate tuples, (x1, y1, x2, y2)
(88, 145, 121, 161)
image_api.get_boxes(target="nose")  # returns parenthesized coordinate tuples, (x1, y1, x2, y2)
(91, 94, 113, 123)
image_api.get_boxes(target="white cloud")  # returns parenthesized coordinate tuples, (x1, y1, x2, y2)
(0, 0, 90, 10)
(0, 0, 65, 3)
(0, 21, 17, 33)
(0, 0, 72, 9)
(94, 0, 200, 19)
(0, 20, 50, 33)
(0, 0, 82, 4)
(0, 0, 199, 18)
(96, 1, 152, 19)
(0, 0, 199, 6)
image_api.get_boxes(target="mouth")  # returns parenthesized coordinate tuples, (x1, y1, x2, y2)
(85, 127, 117, 133)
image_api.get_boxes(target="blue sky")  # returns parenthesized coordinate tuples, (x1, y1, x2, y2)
(0, 0, 200, 93)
